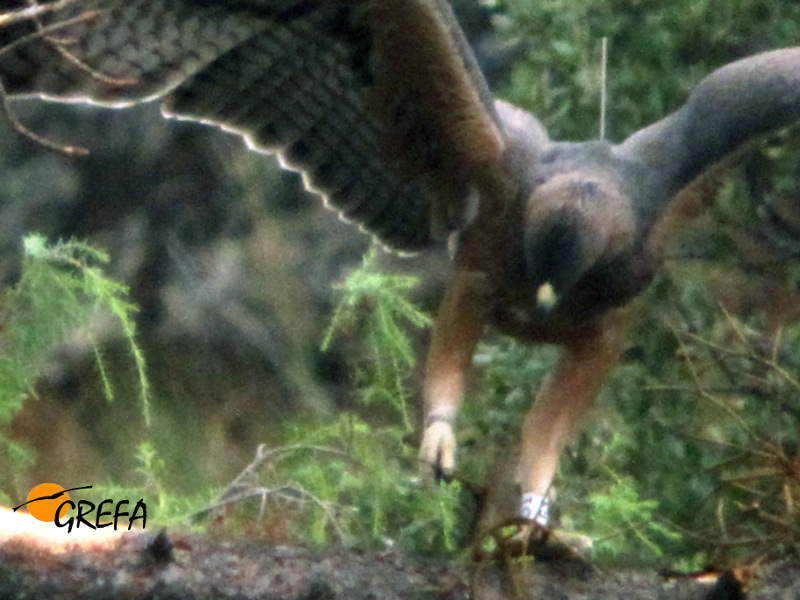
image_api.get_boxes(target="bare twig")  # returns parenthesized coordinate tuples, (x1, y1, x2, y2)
(599, 36, 608, 140)
(20, 1, 137, 88)
(0, 0, 82, 27)
(190, 442, 351, 542)
(661, 289, 800, 558)
(0, 4, 136, 155)
(676, 330, 757, 437)
(0, 78, 88, 154)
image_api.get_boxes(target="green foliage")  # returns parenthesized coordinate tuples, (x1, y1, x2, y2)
(215, 251, 467, 554)
(0, 234, 151, 496)
(194, 414, 468, 553)
(658, 287, 800, 562)
(87, 440, 216, 529)
(282, 414, 467, 552)
(0, 234, 149, 421)
(497, 0, 800, 141)
(323, 247, 431, 430)
(588, 465, 682, 561)
(557, 268, 800, 563)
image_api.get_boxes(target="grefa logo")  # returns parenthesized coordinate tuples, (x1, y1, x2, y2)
(12, 483, 147, 533)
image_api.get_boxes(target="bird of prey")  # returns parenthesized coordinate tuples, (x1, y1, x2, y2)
(2, 0, 799, 529)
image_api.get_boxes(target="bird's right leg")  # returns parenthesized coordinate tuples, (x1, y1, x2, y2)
(418, 267, 489, 480)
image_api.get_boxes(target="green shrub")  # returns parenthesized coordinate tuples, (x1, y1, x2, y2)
(0, 234, 149, 501)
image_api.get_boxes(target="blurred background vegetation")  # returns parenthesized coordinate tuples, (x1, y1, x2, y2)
(0, 0, 799, 567)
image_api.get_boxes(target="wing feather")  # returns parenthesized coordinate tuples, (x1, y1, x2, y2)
(1, 0, 506, 250)
(619, 48, 800, 203)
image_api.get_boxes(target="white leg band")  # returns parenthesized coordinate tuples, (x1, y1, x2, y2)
(520, 492, 550, 525)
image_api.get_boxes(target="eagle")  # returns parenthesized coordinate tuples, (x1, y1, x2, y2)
(2, 0, 799, 530)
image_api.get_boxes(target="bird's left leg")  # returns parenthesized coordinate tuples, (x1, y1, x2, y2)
(517, 308, 632, 526)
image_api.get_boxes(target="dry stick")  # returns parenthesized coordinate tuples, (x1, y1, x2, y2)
(0, 0, 83, 27)
(783, 482, 795, 517)
(191, 442, 350, 539)
(23, 2, 137, 88)
(688, 312, 800, 548)
(599, 36, 608, 141)
(676, 313, 792, 399)
(676, 330, 757, 438)
(0, 8, 137, 155)
(719, 305, 800, 393)
(214, 443, 347, 504)
(0, 11, 100, 155)
(0, 11, 99, 61)
(0, 78, 88, 155)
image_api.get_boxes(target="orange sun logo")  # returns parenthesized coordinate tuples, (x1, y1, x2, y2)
(24, 482, 71, 522)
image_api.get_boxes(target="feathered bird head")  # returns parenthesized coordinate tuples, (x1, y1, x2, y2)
(523, 144, 635, 314)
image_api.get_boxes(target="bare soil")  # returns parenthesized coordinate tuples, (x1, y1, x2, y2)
(1, 526, 798, 600)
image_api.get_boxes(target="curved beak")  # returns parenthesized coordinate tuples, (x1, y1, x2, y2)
(536, 282, 558, 311)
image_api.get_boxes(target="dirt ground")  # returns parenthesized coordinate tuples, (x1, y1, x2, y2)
(1, 522, 798, 600)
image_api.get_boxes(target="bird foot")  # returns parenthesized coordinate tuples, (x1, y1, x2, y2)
(475, 517, 593, 565)
(418, 417, 457, 482)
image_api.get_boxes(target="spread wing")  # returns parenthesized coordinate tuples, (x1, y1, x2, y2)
(0, 0, 507, 251)
(618, 47, 800, 219)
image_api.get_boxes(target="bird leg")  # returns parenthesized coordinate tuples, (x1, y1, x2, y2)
(418, 266, 490, 480)
(517, 307, 632, 525)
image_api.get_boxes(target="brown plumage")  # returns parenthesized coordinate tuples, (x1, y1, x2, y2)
(2, 0, 800, 527)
